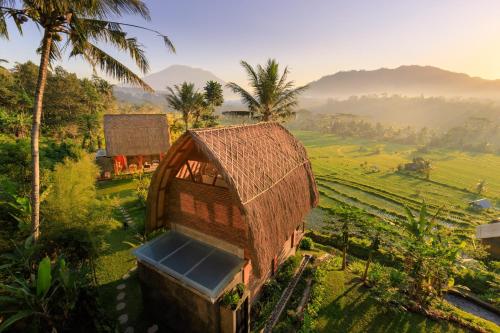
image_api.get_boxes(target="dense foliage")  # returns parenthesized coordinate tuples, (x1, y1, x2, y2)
(0, 62, 115, 149)
(165, 81, 222, 131)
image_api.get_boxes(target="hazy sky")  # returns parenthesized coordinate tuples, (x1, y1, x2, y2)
(2, 0, 500, 86)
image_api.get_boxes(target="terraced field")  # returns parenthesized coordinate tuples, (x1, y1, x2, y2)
(294, 131, 499, 237)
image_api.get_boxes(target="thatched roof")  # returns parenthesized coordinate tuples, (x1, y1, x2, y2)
(470, 198, 492, 209)
(104, 114, 170, 156)
(146, 122, 318, 277)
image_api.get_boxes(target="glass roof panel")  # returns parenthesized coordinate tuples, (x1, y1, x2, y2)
(186, 250, 242, 291)
(133, 231, 244, 301)
(137, 232, 190, 261)
(159, 240, 212, 275)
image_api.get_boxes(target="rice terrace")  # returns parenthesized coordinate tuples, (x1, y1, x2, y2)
(296, 131, 500, 232)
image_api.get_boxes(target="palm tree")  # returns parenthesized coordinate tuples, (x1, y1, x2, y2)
(204, 80, 224, 110)
(361, 233, 380, 283)
(227, 59, 307, 121)
(166, 82, 205, 131)
(0, 0, 175, 241)
(324, 206, 365, 270)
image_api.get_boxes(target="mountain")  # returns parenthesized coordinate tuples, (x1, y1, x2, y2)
(113, 65, 236, 106)
(305, 65, 500, 99)
(142, 65, 226, 92)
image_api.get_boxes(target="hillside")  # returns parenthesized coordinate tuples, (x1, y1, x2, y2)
(306, 65, 500, 99)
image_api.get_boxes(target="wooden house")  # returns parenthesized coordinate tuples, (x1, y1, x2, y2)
(103, 114, 170, 175)
(134, 123, 318, 333)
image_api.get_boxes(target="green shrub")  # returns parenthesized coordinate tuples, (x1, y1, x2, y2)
(347, 261, 365, 276)
(221, 290, 240, 310)
(300, 236, 313, 250)
(262, 279, 281, 299)
(0, 255, 114, 332)
(38, 227, 97, 267)
(276, 255, 301, 285)
(43, 154, 99, 226)
(134, 173, 151, 208)
(273, 319, 295, 333)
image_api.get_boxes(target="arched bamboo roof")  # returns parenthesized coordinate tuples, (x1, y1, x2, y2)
(146, 122, 318, 277)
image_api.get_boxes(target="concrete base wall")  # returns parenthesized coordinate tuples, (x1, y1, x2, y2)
(138, 262, 220, 333)
(482, 238, 500, 259)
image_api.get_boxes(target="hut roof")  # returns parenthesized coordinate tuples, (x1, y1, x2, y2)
(146, 122, 318, 277)
(104, 114, 170, 156)
(470, 198, 492, 209)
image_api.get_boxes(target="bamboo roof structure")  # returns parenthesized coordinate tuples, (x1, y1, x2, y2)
(146, 122, 318, 277)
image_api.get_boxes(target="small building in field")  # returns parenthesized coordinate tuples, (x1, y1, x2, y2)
(134, 122, 318, 333)
(469, 198, 492, 211)
(221, 110, 255, 119)
(103, 114, 170, 175)
(476, 218, 500, 259)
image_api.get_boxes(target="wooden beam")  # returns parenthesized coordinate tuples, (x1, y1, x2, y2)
(185, 162, 196, 182)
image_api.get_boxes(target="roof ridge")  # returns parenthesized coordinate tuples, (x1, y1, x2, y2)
(189, 122, 281, 133)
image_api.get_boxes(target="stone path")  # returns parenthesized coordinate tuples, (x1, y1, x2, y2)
(115, 206, 158, 333)
(119, 206, 135, 228)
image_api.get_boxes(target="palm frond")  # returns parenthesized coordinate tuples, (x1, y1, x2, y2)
(72, 40, 153, 92)
(76, 17, 175, 53)
(71, 17, 149, 72)
(0, 10, 8, 39)
(226, 82, 260, 111)
(240, 60, 259, 91)
(83, 0, 150, 20)
(36, 38, 62, 64)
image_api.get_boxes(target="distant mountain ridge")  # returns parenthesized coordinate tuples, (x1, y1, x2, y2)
(113, 64, 500, 107)
(142, 64, 226, 92)
(114, 64, 236, 105)
(306, 65, 500, 99)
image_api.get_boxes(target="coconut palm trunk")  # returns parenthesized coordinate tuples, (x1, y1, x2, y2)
(31, 30, 53, 241)
(362, 252, 373, 282)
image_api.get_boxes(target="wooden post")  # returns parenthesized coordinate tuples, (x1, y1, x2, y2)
(138, 155, 144, 170)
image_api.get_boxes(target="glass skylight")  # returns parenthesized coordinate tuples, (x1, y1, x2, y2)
(134, 231, 244, 302)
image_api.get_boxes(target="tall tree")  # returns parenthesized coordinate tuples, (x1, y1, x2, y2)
(402, 204, 462, 305)
(204, 80, 224, 110)
(324, 206, 366, 270)
(165, 82, 205, 131)
(0, 0, 174, 241)
(197, 80, 223, 128)
(227, 59, 306, 121)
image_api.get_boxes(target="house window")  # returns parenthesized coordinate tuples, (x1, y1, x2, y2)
(175, 160, 228, 188)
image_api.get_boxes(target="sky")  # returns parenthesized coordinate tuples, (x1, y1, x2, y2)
(2, 0, 500, 86)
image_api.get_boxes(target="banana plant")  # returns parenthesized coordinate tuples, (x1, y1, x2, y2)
(0, 256, 77, 332)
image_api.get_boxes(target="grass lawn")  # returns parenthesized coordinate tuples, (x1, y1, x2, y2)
(315, 269, 472, 333)
(95, 177, 152, 331)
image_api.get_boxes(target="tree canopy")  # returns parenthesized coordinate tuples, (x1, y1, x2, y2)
(227, 59, 306, 121)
